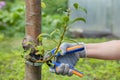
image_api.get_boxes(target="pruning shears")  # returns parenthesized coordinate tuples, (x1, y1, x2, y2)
(45, 45, 84, 78)
(25, 45, 85, 77)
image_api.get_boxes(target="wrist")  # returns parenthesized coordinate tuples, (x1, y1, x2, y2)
(77, 42, 87, 58)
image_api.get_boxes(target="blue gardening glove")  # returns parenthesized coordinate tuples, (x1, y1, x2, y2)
(50, 42, 87, 76)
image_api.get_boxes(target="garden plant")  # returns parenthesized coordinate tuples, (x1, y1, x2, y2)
(0, 0, 120, 80)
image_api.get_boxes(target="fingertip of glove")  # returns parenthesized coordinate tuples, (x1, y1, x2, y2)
(62, 64, 69, 75)
(68, 69, 73, 76)
(49, 68, 55, 73)
(56, 63, 65, 74)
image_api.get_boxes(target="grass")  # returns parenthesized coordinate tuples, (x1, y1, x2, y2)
(0, 37, 120, 80)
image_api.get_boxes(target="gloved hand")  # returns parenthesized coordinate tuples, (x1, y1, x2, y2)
(50, 42, 87, 76)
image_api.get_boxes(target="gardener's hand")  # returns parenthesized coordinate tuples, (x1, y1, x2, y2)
(50, 42, 87, 76)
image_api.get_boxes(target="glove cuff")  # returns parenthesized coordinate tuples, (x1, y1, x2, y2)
(77, 42, 87, 58)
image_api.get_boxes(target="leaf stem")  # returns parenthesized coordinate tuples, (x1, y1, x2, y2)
(36, 10, 70, 62)
(36, 23, 67, 62)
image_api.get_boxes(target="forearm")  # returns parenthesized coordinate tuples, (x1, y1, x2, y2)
(85, 40, 120, 60)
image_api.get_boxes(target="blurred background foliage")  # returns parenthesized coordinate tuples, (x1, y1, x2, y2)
(0, 0, 25, 37)
(43, 0, 68, 14)
(0, 0, 120, 80)
(0, 0, 68, 37)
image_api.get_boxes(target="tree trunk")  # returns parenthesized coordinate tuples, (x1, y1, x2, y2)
(25, 0, 41, 80)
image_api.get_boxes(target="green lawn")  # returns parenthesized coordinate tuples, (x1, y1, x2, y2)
(0, 37, 120, 80)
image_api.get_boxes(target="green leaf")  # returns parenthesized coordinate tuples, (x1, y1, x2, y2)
(72, 17, 86, 23)
(73, 3, 79, 10)
(79, 7, 87, 14)
(38, 33, 50, 41)
(73, 3, 87, 14)
(41, 2, 46, 8)
(57, 8, 63, 12)
(36, 46, 43, 51)
(50, 29, 60, 36)
(63, 16, 69, 22)
(35, 46, 44, 55)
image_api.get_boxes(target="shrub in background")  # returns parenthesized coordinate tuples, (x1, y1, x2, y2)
(0, 1, 25, 37)
(0, 0, 67, 37)
(43, 0, 68, 14)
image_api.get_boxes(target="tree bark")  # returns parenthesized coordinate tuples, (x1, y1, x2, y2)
(25, 0, 41, 80)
